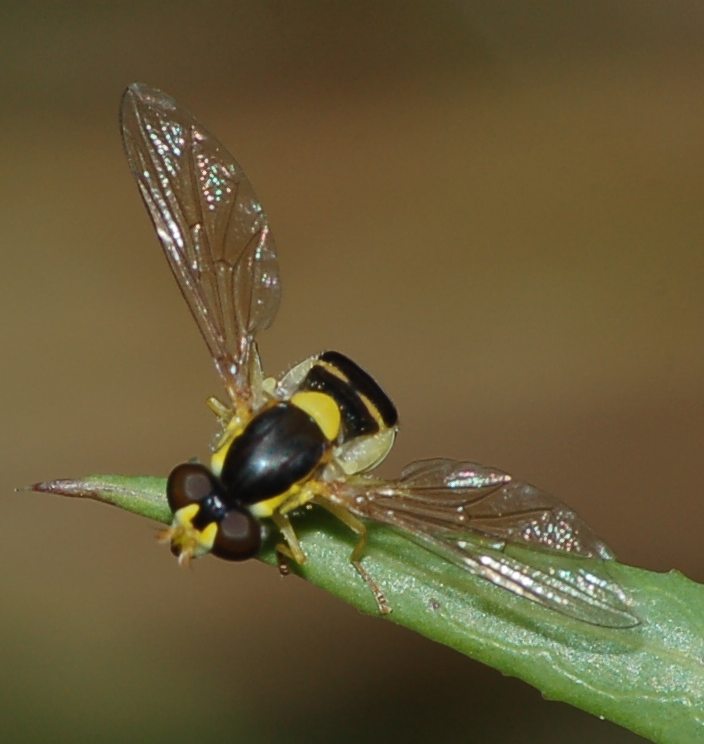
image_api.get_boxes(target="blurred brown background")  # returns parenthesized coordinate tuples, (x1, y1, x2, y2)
(3, 3, 703, 742)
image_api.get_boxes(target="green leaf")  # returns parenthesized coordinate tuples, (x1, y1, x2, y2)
(31, 474, 704, 743)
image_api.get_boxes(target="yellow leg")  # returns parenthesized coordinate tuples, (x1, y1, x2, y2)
(278, 479, 328, 515)
(206, 395, 230, 421)
(272, 512, 307, 577)
(313, 497, 391, 615)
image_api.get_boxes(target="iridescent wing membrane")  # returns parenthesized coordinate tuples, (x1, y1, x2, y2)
(334, 459, 637, 627)
(120, 84, 636, 627)
(120, 83, 280, 406)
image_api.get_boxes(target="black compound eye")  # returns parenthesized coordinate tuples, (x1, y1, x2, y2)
(212, 508, 262, 561)
(167, 463, 220, 512)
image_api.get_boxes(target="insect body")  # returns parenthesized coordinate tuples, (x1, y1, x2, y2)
(120, 83, 637, 628)
(166, 350, 398, 568)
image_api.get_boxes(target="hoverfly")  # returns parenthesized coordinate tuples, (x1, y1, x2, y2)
(120, 83, 637, 628)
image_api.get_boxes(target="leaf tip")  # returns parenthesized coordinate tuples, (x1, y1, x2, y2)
(25, 478, 99, 498)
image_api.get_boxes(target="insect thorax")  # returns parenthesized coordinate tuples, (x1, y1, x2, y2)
(210, 351, 399, 517)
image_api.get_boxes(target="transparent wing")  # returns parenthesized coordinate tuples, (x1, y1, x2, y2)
(332, 458, 638, 627)
(120, 83, 280, 405)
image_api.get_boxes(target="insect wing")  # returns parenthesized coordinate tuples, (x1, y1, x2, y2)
(391, 459, 615, 558)
(334, 459, 637, 627)
(120, 83, 280, 405)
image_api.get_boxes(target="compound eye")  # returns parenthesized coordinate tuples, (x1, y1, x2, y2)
(167, 463, 220, 512)
(212, 508, 262, 561)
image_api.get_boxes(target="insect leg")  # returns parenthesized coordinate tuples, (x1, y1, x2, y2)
(313, 497, 391, 615)
(206, 396, 230, 421)
(271, 511, 307, 576)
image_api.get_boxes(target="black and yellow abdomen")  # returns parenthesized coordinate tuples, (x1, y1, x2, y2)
(300, 351, 398, 440)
